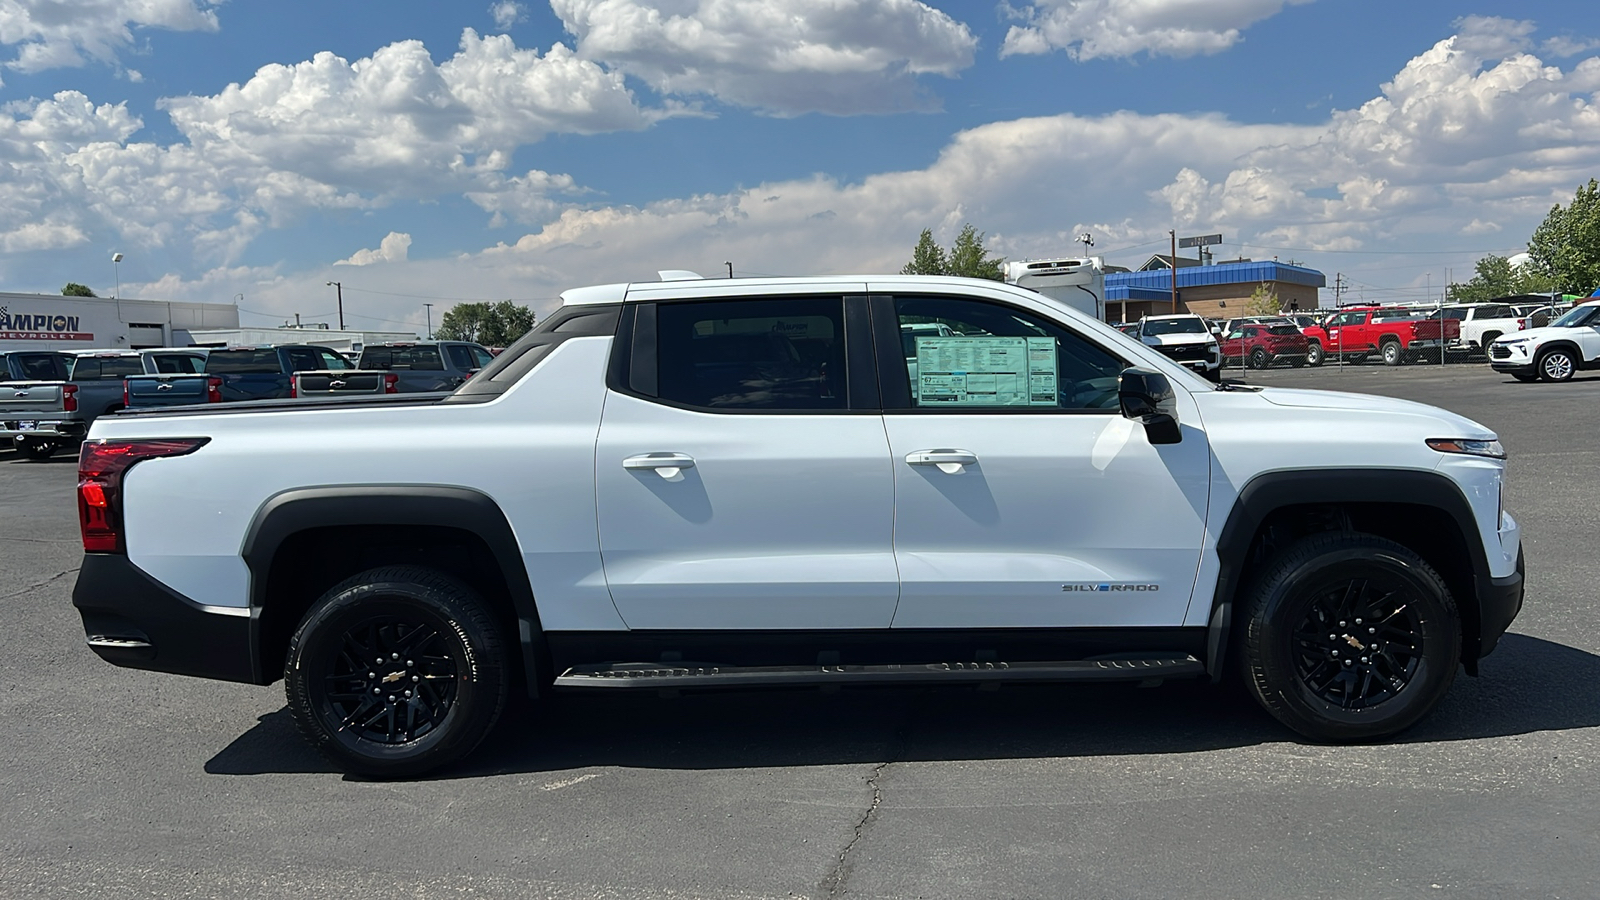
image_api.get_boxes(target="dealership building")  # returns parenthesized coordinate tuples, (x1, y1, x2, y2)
(1104, 257, 1327, 322)
(0, 292, 241, 352)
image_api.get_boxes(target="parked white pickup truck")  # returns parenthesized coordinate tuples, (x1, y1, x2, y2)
(73, 274, 1524, 776)
(1435, 303, 1525, 354)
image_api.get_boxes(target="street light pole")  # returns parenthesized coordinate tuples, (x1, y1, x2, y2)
(424, 303, 433, 339)
(325, 281, 345, 330)
(112, 252, 124, 298)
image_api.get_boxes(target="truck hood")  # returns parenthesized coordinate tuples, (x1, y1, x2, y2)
(1258, 387, 1495, 438)
(1142, 334, 1213, 347)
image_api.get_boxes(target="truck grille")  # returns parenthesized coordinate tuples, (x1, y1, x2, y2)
(1157, 343, 1209, 361)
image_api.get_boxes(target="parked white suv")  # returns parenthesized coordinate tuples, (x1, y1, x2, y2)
(72, 274, 1523, 776)
(1488, 300, 1600, 381)
(1137, 314, 1222, 381)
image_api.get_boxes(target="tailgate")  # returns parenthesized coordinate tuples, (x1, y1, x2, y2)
(126, 375, 210, 408)
(292, 370, 393, 397)
(0, 382, 66, 423)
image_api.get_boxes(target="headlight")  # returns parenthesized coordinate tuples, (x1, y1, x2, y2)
(1497, 337, 1529, 345)
(1427, 438, 1506, 459)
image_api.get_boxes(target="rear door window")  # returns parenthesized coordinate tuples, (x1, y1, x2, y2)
(284, 348, 323, 372)
(445, 344, 476, 370)
(649, 297, 849, 411)
(14, 354, 69, 380)
(316, 349, 351, 370)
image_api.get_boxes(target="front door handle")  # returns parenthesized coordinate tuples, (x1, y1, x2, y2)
(623, 452, 696, 478)
(905, 449, 977, 474)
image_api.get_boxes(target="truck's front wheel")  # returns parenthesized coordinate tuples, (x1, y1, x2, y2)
(285, 566, 508, 778)
(1238, 533, 1460, 742)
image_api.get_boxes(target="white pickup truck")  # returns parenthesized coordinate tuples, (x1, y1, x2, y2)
(1436, 303, 1525, 354)
(72, 274, 1525, 776)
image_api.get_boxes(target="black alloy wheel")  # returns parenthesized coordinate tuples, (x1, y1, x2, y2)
(1239, 532, 1460, 742)
(1249, 348, 1270, 370)
(285, 566, 508, 777)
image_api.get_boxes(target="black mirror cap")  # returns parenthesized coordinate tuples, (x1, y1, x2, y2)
(1119, 367, 1176, 418)
(1119, 367, 1182, 445)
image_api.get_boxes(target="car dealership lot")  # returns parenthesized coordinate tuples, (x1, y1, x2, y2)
(3, 364, 1599, 899)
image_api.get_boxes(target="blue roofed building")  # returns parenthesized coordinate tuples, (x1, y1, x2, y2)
(1105, 255, 1327, 323)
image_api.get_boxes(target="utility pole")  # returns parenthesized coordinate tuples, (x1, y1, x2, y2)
(424, 303, 434, 339)
(1333, 273, 1346, 306)
(325, 281, 345, 330)
(1169, 230, 1178, 314)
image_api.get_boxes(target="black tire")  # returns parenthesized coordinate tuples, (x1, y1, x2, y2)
(20, 440, 57, 461)
(1202, 366, 1222, 383)
(1380, 341, 1402, 366)
(1249, 348, 1269, 370)
(1238, 532, 1460, 742)
(285, 565, 509, 777)
(1305, 341, 1324, 367)
(1537, 348, 1577, 382)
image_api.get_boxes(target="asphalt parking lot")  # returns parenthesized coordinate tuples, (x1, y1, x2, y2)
(3, 362, 1598, 899)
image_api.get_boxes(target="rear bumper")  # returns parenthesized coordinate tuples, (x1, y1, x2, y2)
(1476, 549, 1524, 659)
(72, 553, 260, 684)
(0, 420, 86, 440)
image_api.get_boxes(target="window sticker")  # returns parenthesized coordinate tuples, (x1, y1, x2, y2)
(914, 336, 1057, 406)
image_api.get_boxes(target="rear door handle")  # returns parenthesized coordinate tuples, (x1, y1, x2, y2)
(905, 449, 977, 474)
(623, 453, 696, 478)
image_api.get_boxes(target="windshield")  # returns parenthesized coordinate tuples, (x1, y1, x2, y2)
(1142, 318, 1207, 336)
(1551, 305, 1600, 328)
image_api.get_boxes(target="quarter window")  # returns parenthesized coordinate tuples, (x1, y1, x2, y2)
(653, 298, 848, 411)
(888, 296, 1124, 411)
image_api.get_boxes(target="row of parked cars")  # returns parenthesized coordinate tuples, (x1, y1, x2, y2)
(1114, 298, 1583, 379)
(0, 339, 496, 459)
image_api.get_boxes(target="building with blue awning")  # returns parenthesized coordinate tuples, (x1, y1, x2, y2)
(1105, 257, 1327, 323)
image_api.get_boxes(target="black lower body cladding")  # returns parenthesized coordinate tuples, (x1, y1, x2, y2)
(72, 553, 259, 683)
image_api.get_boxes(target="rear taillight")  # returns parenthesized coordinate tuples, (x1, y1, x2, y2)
(289, 379, 298, 399)
(207, 377, 222, 403)
(63, 383, 79, 412)
(383, 373, 399, 394)
(78, 439, 208, 553)
(122, 380, 129, 409)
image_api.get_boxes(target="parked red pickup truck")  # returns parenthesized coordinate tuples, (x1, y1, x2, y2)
(1302, 307, 1460, 366)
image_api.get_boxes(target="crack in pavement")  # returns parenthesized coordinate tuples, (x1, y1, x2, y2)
(0, 568, 78, 603)
(816, 694, 918, 899)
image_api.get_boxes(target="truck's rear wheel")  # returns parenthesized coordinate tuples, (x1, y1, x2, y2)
(1380, 341, 1402, 366)
(285, 565, 508, 778)
(1238, 533, 1460, 742)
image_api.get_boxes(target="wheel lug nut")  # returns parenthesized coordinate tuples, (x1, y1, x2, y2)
(1344, 660, 1353, 666)
(1368, 627, 1376, 634)
(372, 687, 380, 694)
(1361, 657, 1369, 663)
(1329, 634, 1337, 640)
(1331, 650, 1339, 657)
(388, 695, 396, 702)
(406, 660, 414, 667)
(412, 675, 419, 683)
(368, 672, 376, 679)
(1355, 618, 1363, 625)
(376, 657, 384, 665)
(391, 652, 400, 660)
(404, 690, 412, 698)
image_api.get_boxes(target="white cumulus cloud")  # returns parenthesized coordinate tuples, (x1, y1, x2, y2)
(1, 0, 220, 74)
(549, 0, 978, 115)
(1001, 0, 1314, 60)
(336, 232, 413, 266)
(490, 1, 527, 30)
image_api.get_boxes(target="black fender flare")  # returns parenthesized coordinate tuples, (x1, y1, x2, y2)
(1531, 340, 1585, 366)
(240, 485, 545, 696)
(1205, 468, 1493, 678)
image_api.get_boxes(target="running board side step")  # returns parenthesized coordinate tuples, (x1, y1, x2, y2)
(554, 656, 1203, 689)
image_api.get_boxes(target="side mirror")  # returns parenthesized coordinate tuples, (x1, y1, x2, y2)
(1119, 367, 1182, 445)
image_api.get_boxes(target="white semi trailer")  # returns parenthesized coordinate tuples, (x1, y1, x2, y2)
(1003, 257, 1106, 321)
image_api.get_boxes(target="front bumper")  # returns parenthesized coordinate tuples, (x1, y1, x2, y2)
(73, 553, 260, 683)
(1476, 548, 1524, 660)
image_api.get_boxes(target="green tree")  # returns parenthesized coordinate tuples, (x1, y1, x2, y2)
(947, 224, 1005, 280)
(1447, 254, 1556, 302)
(1243, 282, 1281, 317)
(899, 223, 1005, 281)
(61, 283, 97, 297)
(900, 229, 947, 276)
(1527, 179, 1600, 295)
(436, 300, 537, 346)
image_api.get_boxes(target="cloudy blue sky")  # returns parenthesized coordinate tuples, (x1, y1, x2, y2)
(1, 0, 1597, 330)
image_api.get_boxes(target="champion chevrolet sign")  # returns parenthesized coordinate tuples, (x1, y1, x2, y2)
(0, 305, 95, 341)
